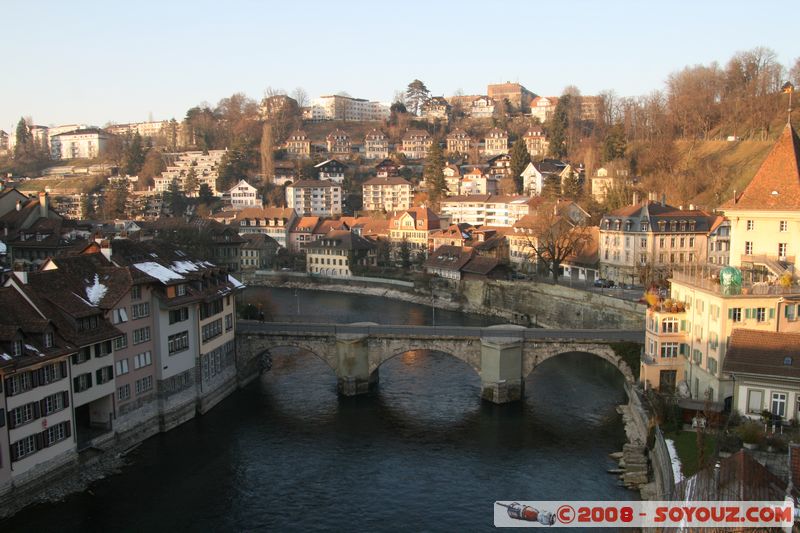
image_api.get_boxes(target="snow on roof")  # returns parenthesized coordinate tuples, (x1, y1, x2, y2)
(0, 241, 6, 254)
(134, 261, 185, 284)
(24, 344, 41, 355)
(228, 274, 245, 289)
(171, 260, 201, 274)
(1, 353, 12, 361)
(85, 273, 108, 306)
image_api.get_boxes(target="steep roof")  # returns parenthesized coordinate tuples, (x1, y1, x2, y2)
(424, 245, 474, 271)
(363, 176, 412, 186)
(305, 229, 375, 251)
(723, 329, 800, 379)
(725, 123, 800, 210)
(672, 450, 787, 501)
(235, 207, 295, 220)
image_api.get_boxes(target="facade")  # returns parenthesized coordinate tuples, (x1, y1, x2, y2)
(305, 230, 376, 277)
(389, 207, 441, 256)
(487, 82, 536, 112)
(400, 130, 432, 159)
(443, 164, 462, 196)
(521, 162, 545, 196)
(446, 129, 472, 155)
(523, 127, 549, 159)
(375, 159, 400, 178)
(599, 201, 715, 285)
(421, 97, 451, 123)
(440, 195, 533, 227)
(315, 159, 346, 184)
(529, 96, 557, 123)
(721, 123, 800, 280)
(50, 128, 112, 160)
(234, 207, 297, 248)
(287, 216, 321, 253)
(308, 95, 389, 122)
(362, 177, 413, 212)
(240, 233, 279, 270)
(707, 216, 731, 267)
(224, 180, 262, 210)
(590, 166, 630, 203)
(483, 128, 509, 157)
(459, 168, 497, 195)
(326, 129, 351, 156)
(470, 96, 495, 118)
(364, 129, 389, 160)
(155, 150, 227, 196)
(285, 130, 311, 158)
(286, 180, 342, 217)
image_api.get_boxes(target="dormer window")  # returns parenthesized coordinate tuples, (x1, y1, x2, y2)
(641, 221, 649, 232)
(177, 284, 186, 297)
(44, 332, 54, 348)
(13, 340, 22, 357)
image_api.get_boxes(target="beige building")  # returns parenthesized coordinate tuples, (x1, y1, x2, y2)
(529, 96, 557, 123)
(326, 129, 351, 156)
(285, 130, 311, 158)
(483, 128, 508, 156)
(50, 128, 112, 160)
(362, 177, 412, 212)
(401, 130, 432, 159)
(364, 129, 389, 160)
(389, 207, 441, 257)
(155, 150, 227, 196)
(523, 127, 549, 159)
(305, 230, 377, 277)
(446, 129, 472, 155)
(487, 82, 536, 112)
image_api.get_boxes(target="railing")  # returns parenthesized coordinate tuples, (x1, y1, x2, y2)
(237, 320, 644, 343)
(671, 270, 800, 296)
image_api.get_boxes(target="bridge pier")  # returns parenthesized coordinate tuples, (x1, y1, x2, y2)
(335, 332, 377, 396)
(480, 337, 524, 403)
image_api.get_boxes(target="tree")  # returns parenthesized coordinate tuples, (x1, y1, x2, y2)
(291, 87, 309, 108)
(13, 118, 32, 160)
(123, 133, 146, 176)
(399, 238, 411, 269)
(184, 167, 199, 197)
(509, 139, 531, 193)
(198, 183, 214, 204)
(602, 123, 627, 162)
(548, 94, 570, 159)
(560, 170, 583, 200)
(260, 121, 275, 183)
(405, 79, 430, 116)
(422, 140, 446, 207)
(139, 148, 166, 188)
(166, 178, 187, 215)
(103, 181, 128, 220)
(217, 138, 257, 192)
(519, 203, 594, 283)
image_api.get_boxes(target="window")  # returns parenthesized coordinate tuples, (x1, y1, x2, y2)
(116, 359, 129, 376)
(746, 220, 754, 231)
(118, 384, 131, 401)
(73, 373, 92, 393)
(176, 284, 186, 297)
(225, 313, 233, 331)
(6, 373, 33, 396)
(111, 307, 128, 324)
(135, 375, 153, 394)
(9, 403, 36, 428)
(707, 357, 718, 374)
(745, 241, 753, 255)
(43, 392, 67, 415)
(46, 422, 69, 446)
(747, 389, 763, 414)
(772, 392, 787, 418)
(779, 243, 787, 258)
(131, 302, 150, 319)
(729, 308, 741, 322)
(11, 435, 37, 461)
(661, 342, 679, 358)
(96, 366, 113, 385)
(169, 307, 189, 324)
(780, 220, 788, 232)
(786, 304, 797, 321)
(113, 334, 128, 351)
(694, 325, 703, 341)
(755, 307, 766, 322)
(73, 347, 91, 365)
(131, 285, 141, 300)
(202, 319, 223, 342)
(12, 340, 22, 357)
(168, 332, 190, 355)
(692, 349, 702, 365)
(661, 318, 679, 333)
(133, 327, 151, 345)
(133, 351, 152, 369)
(43, 332, 54, 348)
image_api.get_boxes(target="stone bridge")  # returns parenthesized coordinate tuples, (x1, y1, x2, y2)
(236, 321, 644, 403)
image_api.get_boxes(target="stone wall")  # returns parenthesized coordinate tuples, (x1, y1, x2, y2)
(458, 280, 646, 330)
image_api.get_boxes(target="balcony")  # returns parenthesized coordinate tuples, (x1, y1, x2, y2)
(671, 270, 800, 296)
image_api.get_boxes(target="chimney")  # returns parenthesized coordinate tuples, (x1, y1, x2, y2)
(661, 193, 666, 207)
(38, 191, 48, 218)
(689, 204, 695, 211)
(100, 239, 112, 262)
(15, 200, 21, 211)
(632, 191, 639, 206)
(733, 189, 737, 205)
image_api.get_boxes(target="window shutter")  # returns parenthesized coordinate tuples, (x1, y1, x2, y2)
(680, 320, 686, 331)
(33, 402, 40, 419)
(10, 443, 18, 462)
(7, 410, 15, 430)
(63, 391, 70, 408)
(34, 433, 44, 451)
(96, 369, 102, 383)
(679, 344, 686, 356)
(73, 376, 79, 391)
(769, 308, 775, 319)
(65, 421, 71, 438)
(40, 430, 50, 449)
(727, 308, 733, 319)
(30, 370, 39, 388)
(60, 360, 67, 378)
(40, 399, 47, 416)
(786, 306, 791, 318)
(745, 309, 751, 319)
(0, 408, 4, 428)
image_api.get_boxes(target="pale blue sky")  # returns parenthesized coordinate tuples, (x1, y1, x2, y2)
(3, 0, 797, 131)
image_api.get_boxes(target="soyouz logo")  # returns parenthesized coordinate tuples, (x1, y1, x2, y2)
(494, 501, 797, 528)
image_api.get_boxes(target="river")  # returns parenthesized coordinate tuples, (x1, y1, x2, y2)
(2, 287, 634, 532)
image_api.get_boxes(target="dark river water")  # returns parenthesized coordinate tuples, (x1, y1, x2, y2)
(3, 287, 633, 532)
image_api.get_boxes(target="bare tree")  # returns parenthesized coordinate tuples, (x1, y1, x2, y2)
(518, 202, 594, 283)
(291, 87, 309, 108)
(260, 121, 274, 184)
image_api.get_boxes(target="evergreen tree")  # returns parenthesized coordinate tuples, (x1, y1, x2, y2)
(123, 132, 146, 175)
(603, 123, 627, 162)
(509, 139, 531, 194)
(561, 170, 583, 200)
(198, 183, 214, 204)
(422, 140, 446, 207)
(13, 118, 32, 160)
(548, 94, 571, 159)
(184, 167, 199, 197)
(405, 79, 430, 116)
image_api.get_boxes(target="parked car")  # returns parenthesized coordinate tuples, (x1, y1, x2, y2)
(594, 278, 614, 288)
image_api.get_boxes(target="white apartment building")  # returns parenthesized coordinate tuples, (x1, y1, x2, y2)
(50, 128, 112, 160)
(307, 95, 390, 121)
(286, 180, 342, 217)
(154, 150, 227, 196)
(441, 195, 533, 227)
(362, 177, 412, 212)
(224, 180, 262, 210)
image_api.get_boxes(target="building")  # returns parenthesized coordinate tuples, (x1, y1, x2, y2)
(155, 150, 227, 196)
(106, 120, 175, 140)
(459, 168, 497, 195)
(326, 129, 351, 156)
(440, 195, 534, 227)
(233, 207, 297, 248)
(431, 223, 474, 250)
(362, 177, 412, 212)
(446, 129, 472, 155)
(284, 130, 311, 158)
(470, 96, 495, 119)
(590, 166, 631, 203)
(641, 268, 800, 401)
(388, 207, 441, 257)
(286, 180, 342, 217)
(259, 95, 299, 119)
(364, 129, 389, 160)
(523, 127, 549, 159)
(579, 96, 602, 121)
(401, 130, 432, 160)
(287, 216, 321, 253)
(483, 128, 509, 157)
(487, 82, 536, 112)
(725, 329, 800, 422)
(375, 159, 400, 178)
(240, 233, 279, 270)
(308, 95, 389, 122)
(521, 162, 544, 196)
(487, 153, 512, 177)
(443, 164, 463, 196)
(707, 216, 731, 267)
(315, 159, 347, 184)
(421, 97, 451, 123)
(305, 230, 377, 277)
(423, 245, 474, 280)
(721, 123, 800, 280)
(599, 200, 715, 285)
(529, 96, 557, 123)
(224, 180, 262, 210)
(50, 128, 112, 160)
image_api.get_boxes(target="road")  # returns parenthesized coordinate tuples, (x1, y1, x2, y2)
(238, 320, 645, 343)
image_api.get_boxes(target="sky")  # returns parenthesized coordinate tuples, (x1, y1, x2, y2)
(3, 0, 798, 131)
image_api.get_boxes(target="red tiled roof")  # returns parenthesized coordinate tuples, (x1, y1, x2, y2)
(723, 329, 800, 379)
(724, 123, 800, 210)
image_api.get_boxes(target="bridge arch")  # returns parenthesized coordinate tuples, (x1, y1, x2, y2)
(522, 343, 635, 384)
(366, 338, 483, 377)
